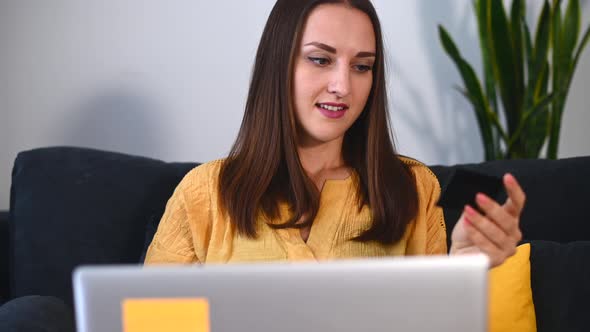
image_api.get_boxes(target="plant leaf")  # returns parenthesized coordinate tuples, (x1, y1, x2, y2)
(475, 0, 502, 154)
(523, 20, 535, 112)
(523, 91, 553, 157)
(523, 19, 533, 80)
(475, 0, 498, 115)
(457, 88, 504, 160)
(524, 112, 549, 158)
(511, 0, 525, 107)
(508, 92, 555, 150)
(534, 61, 550, 101)
(524, 93, 556, 124)
(439, 25, 463, 66)
(531, 1, 551, 93)
(439, 25, 496, 160)
(528, 62, 551, 157)
(548, 0, 564, 159)
(490, 0, 522, 135)
(562, 0, 580, 59)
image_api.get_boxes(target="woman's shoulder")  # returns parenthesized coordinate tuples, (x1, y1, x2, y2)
(185, 158, 226, 178)
(176, 158, 226, 193)
(397, 155, 441, 193)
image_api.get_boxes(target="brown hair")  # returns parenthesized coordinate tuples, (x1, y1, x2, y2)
(218, 0, 418, 244)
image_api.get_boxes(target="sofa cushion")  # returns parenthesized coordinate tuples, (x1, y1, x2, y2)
(9, 147, 196, 305)
(529, 240, 590, 332)
(430, 156, 590, 245)
(488, 243, 536, 332)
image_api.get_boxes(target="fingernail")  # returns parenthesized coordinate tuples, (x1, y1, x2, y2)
(464, 205, 477, 218)
(476, 193, 490, 205)
(505, 173, 516, 185)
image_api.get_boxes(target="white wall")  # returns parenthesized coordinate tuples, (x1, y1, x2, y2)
(1, 0, 589, 210)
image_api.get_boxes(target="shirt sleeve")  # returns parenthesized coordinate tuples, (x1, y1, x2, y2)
(144, 164, 213, 264)
(405, 164, 448, 255)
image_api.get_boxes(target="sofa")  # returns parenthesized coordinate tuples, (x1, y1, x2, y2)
(0, 146, 589, 331)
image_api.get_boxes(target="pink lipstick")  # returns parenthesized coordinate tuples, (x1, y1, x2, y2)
(315, 102, 349, 119)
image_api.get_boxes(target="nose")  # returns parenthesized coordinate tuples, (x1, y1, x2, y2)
(327, 64, 351, 98)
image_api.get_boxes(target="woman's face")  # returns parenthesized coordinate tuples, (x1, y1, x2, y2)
(293, 3, 376, 148)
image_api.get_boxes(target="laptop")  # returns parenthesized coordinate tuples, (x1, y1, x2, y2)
(73, 255, 489, 332)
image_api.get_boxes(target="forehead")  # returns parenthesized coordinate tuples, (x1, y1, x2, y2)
(300, 4, 376, 53)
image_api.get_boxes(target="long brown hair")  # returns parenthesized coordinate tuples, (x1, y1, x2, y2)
(218, 0, 418, 244)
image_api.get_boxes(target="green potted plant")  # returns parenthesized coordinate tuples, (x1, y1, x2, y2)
(439, 0, 589, 160)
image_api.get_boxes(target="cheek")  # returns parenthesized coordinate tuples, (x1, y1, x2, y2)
(297, 73, 320, 96)
(294, 64, 325, 104)
(354, 75, 373, 106)
(293, 72, 318, 125)
(293, 72, 311, 109)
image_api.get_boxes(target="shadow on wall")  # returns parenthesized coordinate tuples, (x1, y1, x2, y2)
(62, 82, 167, 159)
(392, 2, 483, 164)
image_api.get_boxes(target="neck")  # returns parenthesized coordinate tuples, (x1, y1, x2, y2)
(297, 137, 346, 177)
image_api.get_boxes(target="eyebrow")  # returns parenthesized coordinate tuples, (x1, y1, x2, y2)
(303, 42, 376, 58)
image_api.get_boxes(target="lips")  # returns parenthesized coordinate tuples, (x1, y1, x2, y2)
(315, 102, 349, 119)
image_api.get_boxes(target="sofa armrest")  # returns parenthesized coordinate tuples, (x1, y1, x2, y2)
(9, 147, 196, 306)
(529, 240, 590, 331)
(0, 210, 9, 304)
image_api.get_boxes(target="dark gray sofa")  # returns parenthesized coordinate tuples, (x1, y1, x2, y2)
(1, 146, 589, 331)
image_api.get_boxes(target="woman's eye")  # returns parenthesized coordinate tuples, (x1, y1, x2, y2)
(308, 57, 330, 66)
(354, 65, 373, 73)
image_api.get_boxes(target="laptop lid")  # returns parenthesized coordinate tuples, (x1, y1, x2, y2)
(73, 255, 488, 332)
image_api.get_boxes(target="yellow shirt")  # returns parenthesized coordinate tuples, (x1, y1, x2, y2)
(145, 157, 447, 264)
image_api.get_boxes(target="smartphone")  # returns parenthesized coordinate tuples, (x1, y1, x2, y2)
(437, 168, 505, 211)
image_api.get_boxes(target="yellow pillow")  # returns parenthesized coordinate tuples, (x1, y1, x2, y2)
(488, 243, 536, 332)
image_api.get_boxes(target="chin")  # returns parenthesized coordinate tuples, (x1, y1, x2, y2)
(306, 131, 345, 145)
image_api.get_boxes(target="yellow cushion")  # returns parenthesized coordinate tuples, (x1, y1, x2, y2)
(488, 243, 536, 332)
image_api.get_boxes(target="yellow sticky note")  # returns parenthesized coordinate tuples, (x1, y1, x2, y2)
(122, 298, 210, 332)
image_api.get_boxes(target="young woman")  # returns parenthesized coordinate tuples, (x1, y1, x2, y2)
(145, 0, 524, 268)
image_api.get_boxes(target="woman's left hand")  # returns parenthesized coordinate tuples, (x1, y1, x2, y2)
(450, 173, 526, 268)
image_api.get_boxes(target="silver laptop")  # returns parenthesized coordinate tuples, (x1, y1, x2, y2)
(73, 255, 488, 332)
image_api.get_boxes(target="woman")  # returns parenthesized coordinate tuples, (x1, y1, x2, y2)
(145, 0, 524, 268)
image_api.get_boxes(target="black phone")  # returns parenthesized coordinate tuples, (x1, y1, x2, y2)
(437, 168, 505, 211)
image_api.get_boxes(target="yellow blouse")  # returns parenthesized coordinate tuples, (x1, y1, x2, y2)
(145, 157, 447, 264)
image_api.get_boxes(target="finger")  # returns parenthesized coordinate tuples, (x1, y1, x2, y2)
(503, 198, 522, 225)
(475, 193, 518, 235)
(464, 221, 506, 268)
(464, 205, 510, 249)
(503, 173, 526, 217)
